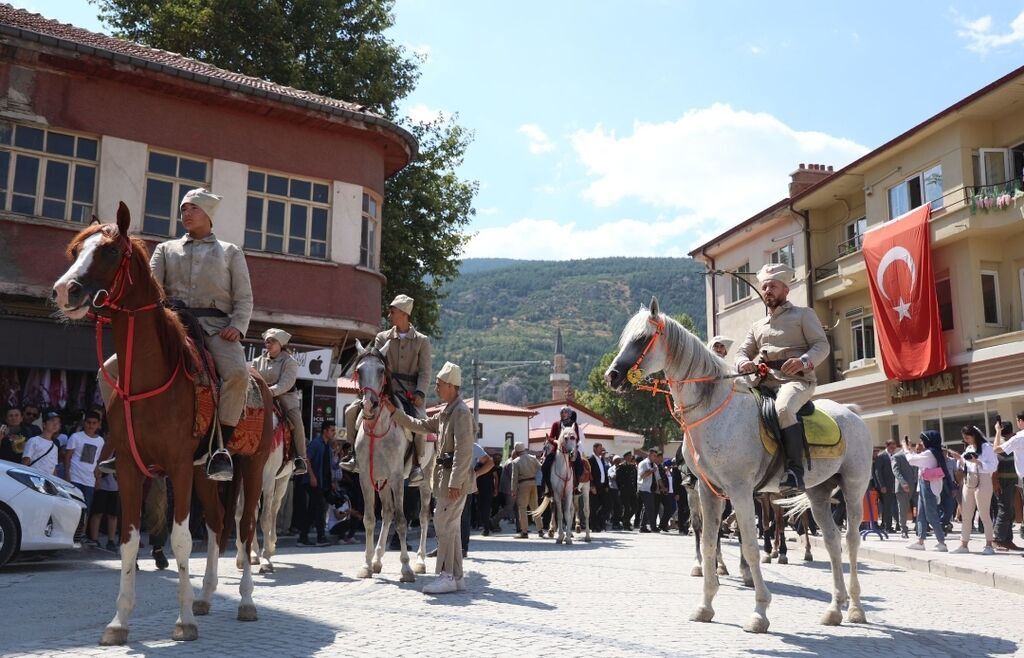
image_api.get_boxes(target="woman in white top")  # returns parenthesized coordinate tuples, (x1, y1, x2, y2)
(903, 430, 953, 551)
(945, 426, 997, 555)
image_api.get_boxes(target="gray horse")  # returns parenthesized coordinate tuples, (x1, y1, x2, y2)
(605, 299, 871, 633)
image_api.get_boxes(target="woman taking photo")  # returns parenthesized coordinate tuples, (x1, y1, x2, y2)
(945, 426, 997, 555)
(903, 430, 955, 551)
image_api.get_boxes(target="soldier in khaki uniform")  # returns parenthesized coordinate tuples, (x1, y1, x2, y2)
(343, 294, 433, 484)
(252, 328, 307, 475)
(510, 442, 541, 538)
(736, 263, 829, 490)
(98, 188, 251, 480)
(385, 362, 474, 595)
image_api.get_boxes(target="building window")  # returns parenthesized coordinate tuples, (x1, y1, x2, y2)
(142, 151, 209, 237)
(728, 262, 750, 304)
(360, 191, 380, 269)
(769, 244, 793, 267)
(851, 316, 875, 361)
(842, 217, 866, 255)
(246, 171, 330, 259)
(981, 270, 1001, 325)
(936, 277, 954, 331)
(888, 165, 943, 219)
(0, 121, 97, 223)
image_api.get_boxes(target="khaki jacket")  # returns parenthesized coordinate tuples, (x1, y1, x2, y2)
(736, 301, 829, 384)
(392, 397, 474, 492)
(252, 351, 300, 410)
(511, 453, 541, 489)
(151, 233, 253, 336)
(373, 325, 432, 397)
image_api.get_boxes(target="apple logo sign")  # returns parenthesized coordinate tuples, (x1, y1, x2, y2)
(309, 356, 323, 376)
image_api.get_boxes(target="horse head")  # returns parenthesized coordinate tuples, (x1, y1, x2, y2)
(353, 340, 389, 420)
(605, 296, 670, 391)
(558, 426, 579, 458)
(53, 202, 150, 319)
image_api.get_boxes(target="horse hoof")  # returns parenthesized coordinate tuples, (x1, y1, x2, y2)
(413, 561, 426, 574)
(236, 558, 245, 571)
(690, 606, 715, 623)
(760, 555, 771, 564)
(548, 531, 554, 538)
(172, 622, 199, 641)
(743, 576, 754, 588)
(192, 600, 211, 616)
(356, 566, 373, 579)
(400, 571, 416, 583)
(565, 538, 573, 545)
(556, 538, 563, 544)
(372, 561, 383, 574)
(778, 555, 788, 565)
(583, 536, 591, 543)
(744, 615, 770, 634)
(820, 609, 843, 626)
(690, 565, 703, 577)
(99, 626, 129, 646)
(770, 550, 779, 559)
(717, 566, 729, 576)
(250, 556, 260, 566)
(847, 607, 867, 624)
(237, 604, 258, 622)
(804, 551, 813, 562)
(259, 563, 274, 574)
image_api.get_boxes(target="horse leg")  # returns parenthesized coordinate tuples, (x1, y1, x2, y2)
(690, 489, 724, 623)
(840, 483, 866, 623)
(414, 481, 430, 574)
(717, 532, 731, 577)
(373, 489, 392, 574)
(191, 472, 224, 617)
(235, 483, 247, 571)
(237, 458, 263, 621)
(395, 483, 415, 583)
(736, 530, 752, 586)
(730, 495, 771, 633)
(357, 480, 376, 578)
(757, 496, 772, 563)
(806, 487, 847, 626)
(166, 468, 199, 641)
(775, 505, 788, 565)
(690, 495, 704, 577)
(554, 494, 564, 544)
(100, 468, 145, 646)
(802, 511, 813, 562)
(581, 489, 591, 542)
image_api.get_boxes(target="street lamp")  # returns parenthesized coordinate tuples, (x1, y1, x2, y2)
(471, 359, 551, 434)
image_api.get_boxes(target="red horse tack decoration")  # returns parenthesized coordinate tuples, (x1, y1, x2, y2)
(52, 202, 273, 646)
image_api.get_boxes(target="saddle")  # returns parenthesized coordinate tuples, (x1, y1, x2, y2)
(752, 387, 843, 460)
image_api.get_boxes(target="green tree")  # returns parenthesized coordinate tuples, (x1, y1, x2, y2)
(576, 314, 701, 448)
(96, 0, 475, 335)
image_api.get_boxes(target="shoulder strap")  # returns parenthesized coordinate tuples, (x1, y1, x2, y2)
(29, 441, 56, 467)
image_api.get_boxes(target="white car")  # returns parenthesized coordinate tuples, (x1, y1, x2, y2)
(0, 459, 87, 566)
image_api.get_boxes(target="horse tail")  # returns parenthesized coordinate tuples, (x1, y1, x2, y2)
(143, 477, 168, 539)
(776, 486, 840, 522)
(531, 496, 551, 519)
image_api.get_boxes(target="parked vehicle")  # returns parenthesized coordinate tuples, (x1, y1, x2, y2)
(0, 459, 87, 566)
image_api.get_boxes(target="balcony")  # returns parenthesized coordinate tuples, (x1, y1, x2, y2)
(813, 233, 868, 300)
(962, 176, 1024, 231)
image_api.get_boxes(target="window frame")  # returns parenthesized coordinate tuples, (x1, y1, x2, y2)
(936, 276, 954, 332)
(887, 165, 943, 219)
(360, 189, 382, 269)
(0, 121, 98, 224)
(727, 261, 751, 305)
(245, 169, 331, 260)
(768, 243, 793, 268)
(980, 269, 1002, 326)
(141, 149, 211, 239)
(850, 315, 876, 362)
(842, 217, 867, 255)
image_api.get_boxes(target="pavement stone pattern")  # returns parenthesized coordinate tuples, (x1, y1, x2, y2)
(1, 528, 1021, 657)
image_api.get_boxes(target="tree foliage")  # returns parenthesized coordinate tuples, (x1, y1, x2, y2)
(575, 314, 701, 449)
(96, 0, 476, 335)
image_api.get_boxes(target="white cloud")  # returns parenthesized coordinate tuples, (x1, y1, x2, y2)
(517, 123, 555, 154)
(571, 103, 868, 221)
(955, 10, 1024, 54)
(749, 45, 763, 55)
(406, 102, 447, 124)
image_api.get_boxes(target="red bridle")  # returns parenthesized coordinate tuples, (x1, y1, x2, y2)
(355, 358, 393, 492)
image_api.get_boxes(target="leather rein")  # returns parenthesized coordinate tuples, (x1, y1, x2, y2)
(355, 353, 393, 492)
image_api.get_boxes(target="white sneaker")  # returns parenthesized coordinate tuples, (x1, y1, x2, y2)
(423, 573, 457, 595)
(455, 577, 466, 591)
(982, 545, 995, 555)
(934, 543, 948, 552)
(906, 542, 925, 551)
(950, 545, 970, 554)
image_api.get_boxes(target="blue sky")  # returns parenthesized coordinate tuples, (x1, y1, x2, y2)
(18, 1, 1024, 259)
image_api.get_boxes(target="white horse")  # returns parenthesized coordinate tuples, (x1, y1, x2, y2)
(235, 416, 294, 574)
(605, 299, 871, 633)
(351, 343, 416, 583)
(532, 427, 578, 544)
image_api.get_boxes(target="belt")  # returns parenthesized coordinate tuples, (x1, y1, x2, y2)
(189, 308, 228, 318)
(392, 373, 418, 383)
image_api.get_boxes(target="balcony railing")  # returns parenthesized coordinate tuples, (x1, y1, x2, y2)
(964, 176, 1024, 213)
(814, 234, 862, 281)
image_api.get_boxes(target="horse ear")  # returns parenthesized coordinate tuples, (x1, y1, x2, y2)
(355, 339, 365, 352)
(90, 215, 100, 225)
(649, 296, 660, 318)
(116, 202, 131, 235)
(378, 339, 392, 358)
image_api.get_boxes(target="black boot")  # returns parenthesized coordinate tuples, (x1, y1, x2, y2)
(206, 425, 235, 482)
(97, 455, 117, 475)
(780, 424, 806, 491)
(293, 456, 308, 476)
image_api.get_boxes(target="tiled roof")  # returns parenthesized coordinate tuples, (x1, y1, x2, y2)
(528, 423, 644, 442)
(0, 4, 416, 156)
(429, 399, 537, 417)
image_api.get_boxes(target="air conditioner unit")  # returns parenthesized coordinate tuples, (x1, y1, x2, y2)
(848, 357, 876, 370)
(844, 306, 864, 319)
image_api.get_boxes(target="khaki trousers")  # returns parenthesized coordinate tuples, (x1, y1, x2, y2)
(283, 405, 307, 458)
(434, 489, 469, 579)
(960, 472, 994, 544)
(99, 333, 249, 426)
(764, 379, 814, 428)
(516, 481, 539, 532)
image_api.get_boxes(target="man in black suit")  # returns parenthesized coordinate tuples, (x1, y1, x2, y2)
(872, 440, 898, 532)
(616, 452, 639, 530)
(589, 442, 610, 531)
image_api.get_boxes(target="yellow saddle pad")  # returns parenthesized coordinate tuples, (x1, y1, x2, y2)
(755, 392, 845, 460)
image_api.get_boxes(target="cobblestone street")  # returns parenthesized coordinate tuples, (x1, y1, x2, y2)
(2, 529, 1020, 657)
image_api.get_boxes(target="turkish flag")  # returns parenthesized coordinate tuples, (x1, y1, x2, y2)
(862, 205, 947, 380)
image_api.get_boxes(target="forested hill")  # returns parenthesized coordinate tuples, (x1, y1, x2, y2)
(433, 257, 707, 405)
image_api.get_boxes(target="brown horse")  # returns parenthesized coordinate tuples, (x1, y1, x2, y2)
(52, 203, 273, 645)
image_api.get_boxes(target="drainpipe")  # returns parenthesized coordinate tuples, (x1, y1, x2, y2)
(790, 202, 838, 382)
(701, 247, 718, 337)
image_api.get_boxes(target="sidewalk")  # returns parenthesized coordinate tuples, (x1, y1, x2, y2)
(807, 524, 1024, 595)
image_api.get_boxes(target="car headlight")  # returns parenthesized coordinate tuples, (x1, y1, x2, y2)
(8, 468, 65, 497)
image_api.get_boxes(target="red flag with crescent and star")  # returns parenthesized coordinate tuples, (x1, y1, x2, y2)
(862, 204, 947, 380)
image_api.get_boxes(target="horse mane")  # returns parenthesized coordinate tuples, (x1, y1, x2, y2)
(619, 307, 729, 408)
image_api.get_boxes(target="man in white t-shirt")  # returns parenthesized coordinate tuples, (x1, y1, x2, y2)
(995, 411, 1024, 479)
(63, 411, 105, 514)
(21, 410, 63, 476)
(637, 448, 661, 533)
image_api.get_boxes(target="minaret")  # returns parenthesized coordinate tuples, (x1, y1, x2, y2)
(550, 328, 570, 401)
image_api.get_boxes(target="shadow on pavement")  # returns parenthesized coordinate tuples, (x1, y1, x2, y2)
(751, 624, 1018, 658)
(422, 572, 556, 610)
